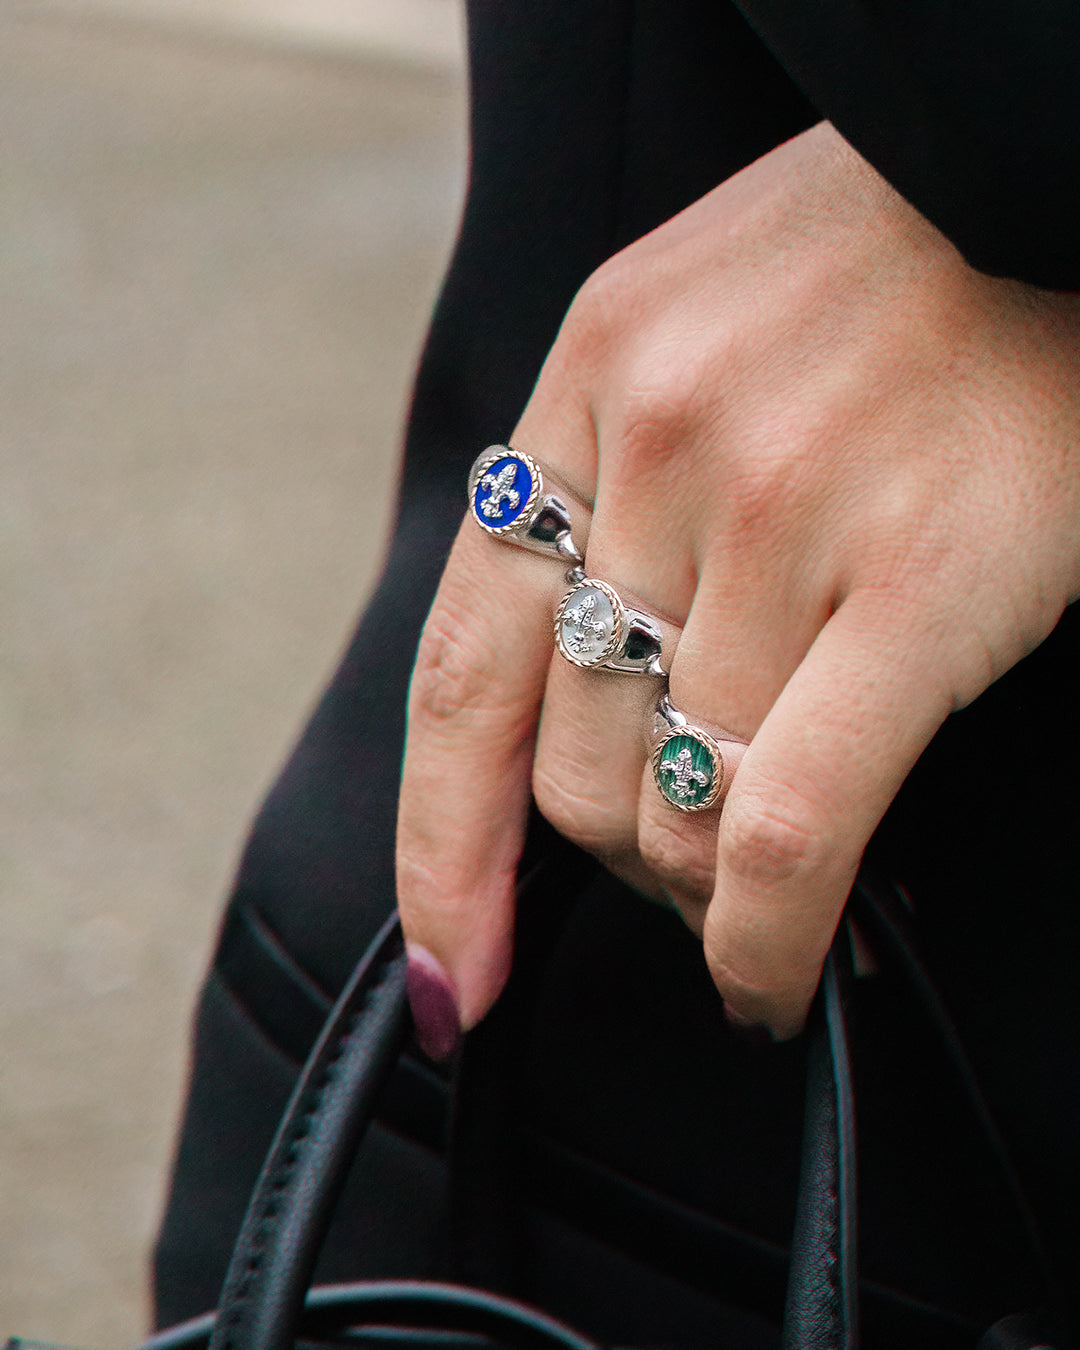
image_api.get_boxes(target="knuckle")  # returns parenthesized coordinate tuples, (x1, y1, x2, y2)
(532, 760, 635, 856)
(559, 245, 672, 373)
(396, 849, 466, 919)
(572, 252, 635, 325)
(558, 258, 629, 365)
(721, 797, 828, 889)
(722, 451, 803, 540)
(718, 402, 848, 543)
(618, 361, 701, 455)
(637, 816, 715, 899)
(409, 607, 501, 733)
(613, 327, 737, 462)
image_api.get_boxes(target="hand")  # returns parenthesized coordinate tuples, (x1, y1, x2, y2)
(396, 121, 1080, 1049)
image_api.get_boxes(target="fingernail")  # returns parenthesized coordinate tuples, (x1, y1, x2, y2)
(406, 944, 462, 1062)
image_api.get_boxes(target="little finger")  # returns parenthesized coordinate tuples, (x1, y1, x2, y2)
(704, 592, 953, 1038)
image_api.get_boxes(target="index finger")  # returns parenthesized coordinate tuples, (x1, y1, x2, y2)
(396, 448, 594, 1054)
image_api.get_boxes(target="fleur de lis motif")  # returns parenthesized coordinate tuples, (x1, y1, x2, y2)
(479, 464, 521, 518)
(564, 593, 608, 653)
(659, 746, 710, 800)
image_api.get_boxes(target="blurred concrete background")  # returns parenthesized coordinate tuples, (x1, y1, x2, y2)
(0, 3, 466, 1344)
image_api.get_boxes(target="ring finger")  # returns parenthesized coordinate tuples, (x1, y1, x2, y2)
(637, 695, 748, 931)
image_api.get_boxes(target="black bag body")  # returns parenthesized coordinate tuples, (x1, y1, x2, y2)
(8, 858, 1065, 1350)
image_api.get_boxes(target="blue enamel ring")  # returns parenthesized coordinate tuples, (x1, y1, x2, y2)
(467, 446, 584, 569)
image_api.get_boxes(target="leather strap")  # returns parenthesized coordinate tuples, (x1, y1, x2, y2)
(781, 948, 858, 1350)
(145, 1281, 601, 1350)
(198, 873, 1058, 1350)
(208, 912, 409, 1350)
(199, 894, 860, 1350)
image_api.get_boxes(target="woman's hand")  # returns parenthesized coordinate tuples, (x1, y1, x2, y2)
(396, 121, 1080, 1049)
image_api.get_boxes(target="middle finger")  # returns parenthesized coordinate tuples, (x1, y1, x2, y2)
(533, 581, 682, 896)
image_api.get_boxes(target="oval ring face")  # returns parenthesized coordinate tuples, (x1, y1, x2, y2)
(470, 451, 540, 533)
(652, 728, 724, 811)
(554, 580, 623, 667)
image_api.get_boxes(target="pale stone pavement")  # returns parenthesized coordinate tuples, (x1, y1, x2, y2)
(0, 6, 466, 1343)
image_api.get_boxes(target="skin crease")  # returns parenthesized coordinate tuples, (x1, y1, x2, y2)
(396, 120, 1080, 1041)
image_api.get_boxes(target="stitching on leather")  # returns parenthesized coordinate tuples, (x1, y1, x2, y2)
(214, 950, 395, 1350)
(826, 1204, 840, 1349)
(823, 1089, 841, 1349)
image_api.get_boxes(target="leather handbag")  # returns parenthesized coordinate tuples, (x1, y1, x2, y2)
(4, 863, 1065, 1350)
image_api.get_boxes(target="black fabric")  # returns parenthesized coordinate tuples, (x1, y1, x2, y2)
(155, 0, 1080, 1344)
(733, 0, 1080, 289)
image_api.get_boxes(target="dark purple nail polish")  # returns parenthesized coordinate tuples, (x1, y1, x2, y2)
(406, 945, 462, 1062)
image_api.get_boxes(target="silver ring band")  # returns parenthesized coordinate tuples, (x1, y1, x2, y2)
(554, 577, 671, 677)
(649, 693, 727, 812)
(467, 445, 584, 571)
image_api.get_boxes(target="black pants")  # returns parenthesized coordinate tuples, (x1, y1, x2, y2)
(153, 3, 1080, 1343)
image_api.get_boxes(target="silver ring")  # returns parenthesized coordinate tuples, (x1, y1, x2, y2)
(468, 445, 584, 571)
(554, 577, 671, 676)
(649, 693, 726, 812)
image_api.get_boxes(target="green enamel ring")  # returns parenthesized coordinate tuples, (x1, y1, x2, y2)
(650, 703, 726, 813)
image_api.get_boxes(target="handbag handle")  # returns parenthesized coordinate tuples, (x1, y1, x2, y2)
(197, 876, 1057, 1350)
(198, 895, 604, 1350)
(782, 946, 857, 1350)
(207, 912, 411, 1350)
(203, 911, 855, 1350)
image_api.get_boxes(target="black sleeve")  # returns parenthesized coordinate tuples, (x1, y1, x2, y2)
(733, 0, 1080, 290)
